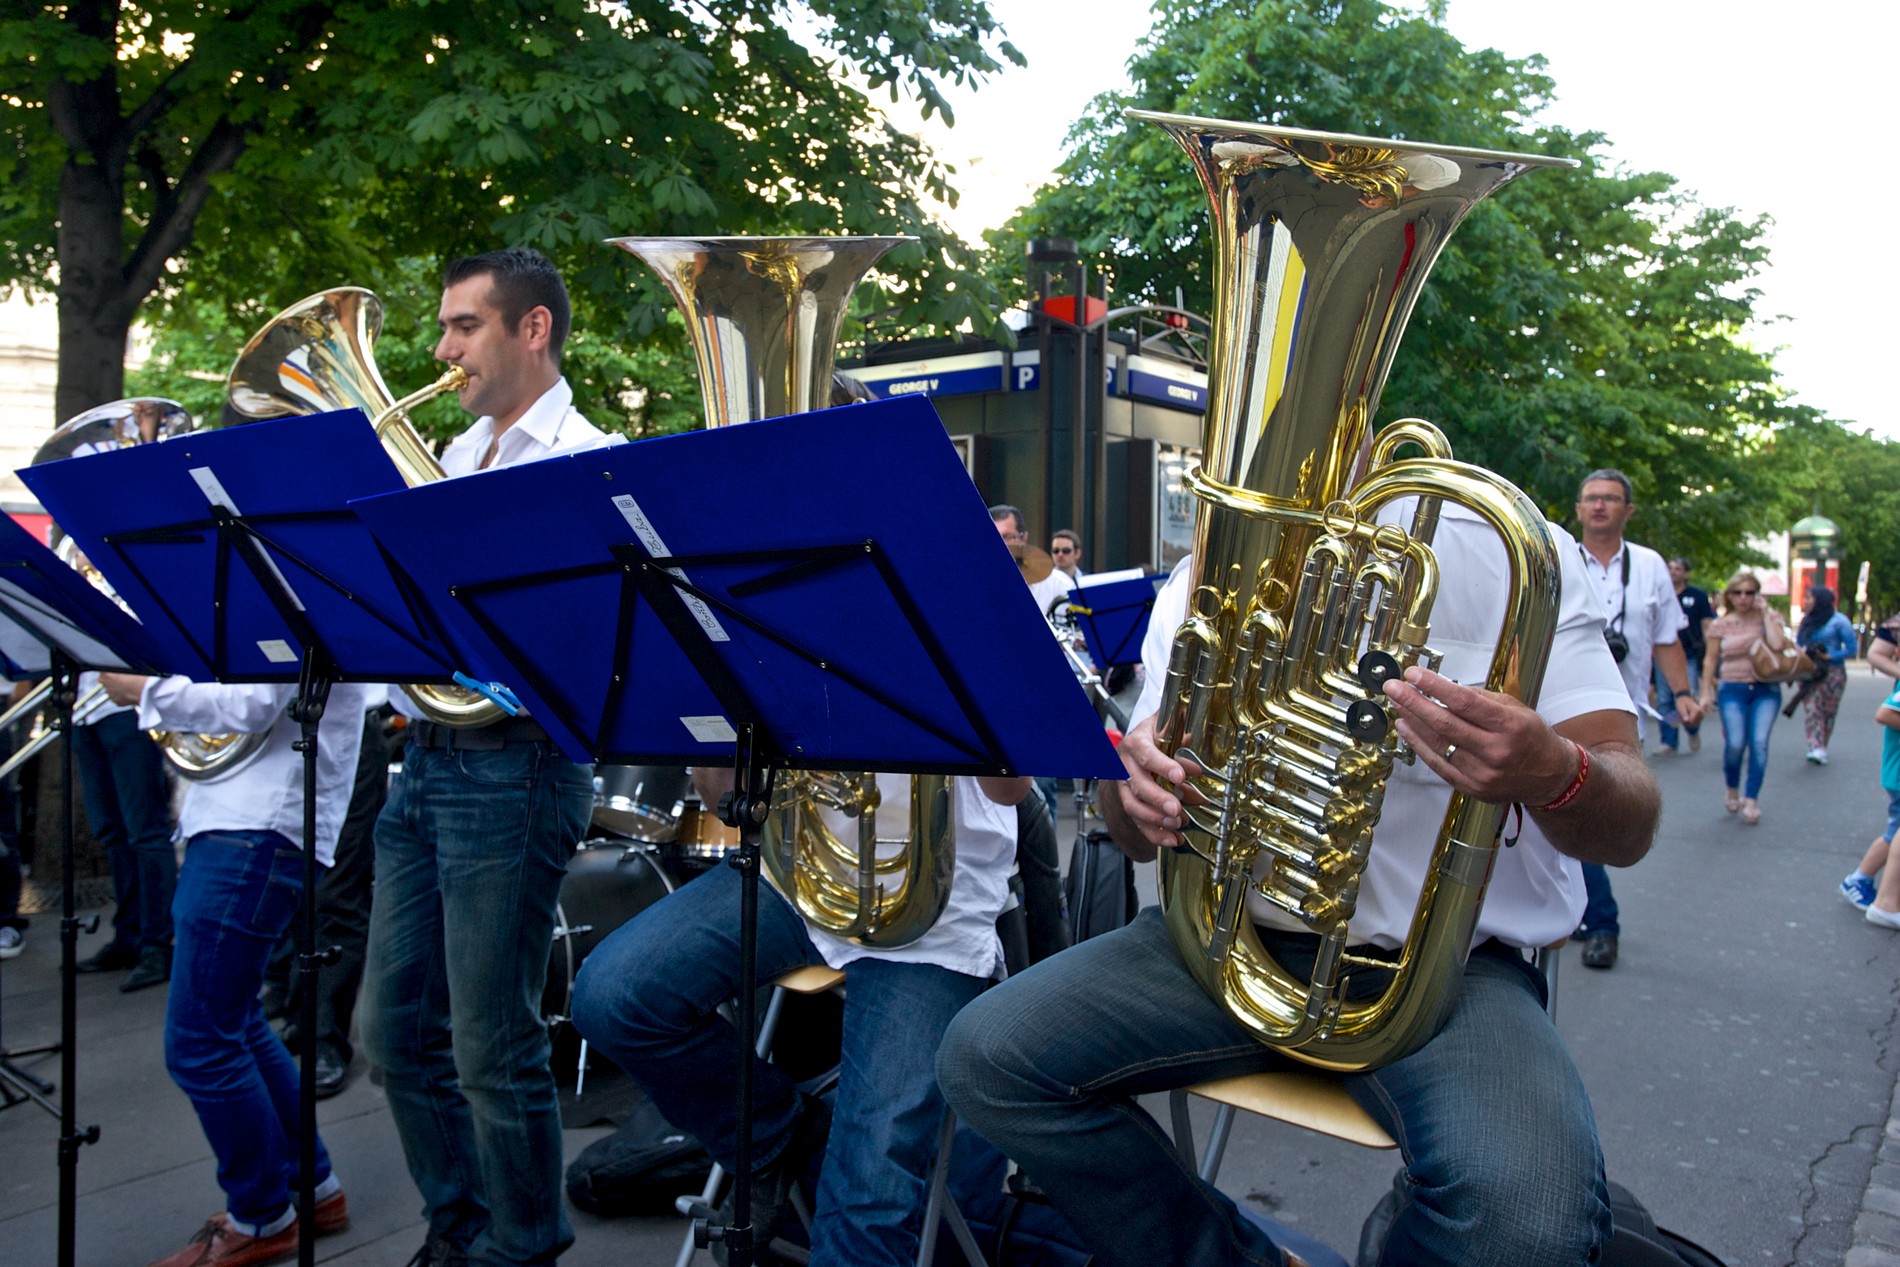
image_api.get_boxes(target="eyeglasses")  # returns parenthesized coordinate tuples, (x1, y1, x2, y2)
(1726, 588, 1758, 597)
(1051, 545, 1077, 555)
(1579, 494, 1627, 507)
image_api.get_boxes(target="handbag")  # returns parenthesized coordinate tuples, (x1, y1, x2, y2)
(1748, 613, 1813, 684)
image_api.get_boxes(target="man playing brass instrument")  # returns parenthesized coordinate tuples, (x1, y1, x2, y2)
(571, 767, 1030, 1266)
(940, 505, 1663, 1267)
(359, 247, 615, 1267)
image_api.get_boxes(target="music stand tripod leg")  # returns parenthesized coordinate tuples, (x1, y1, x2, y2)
(289, 648, 337, 1267)
(692, 723, 777, 1267)
(0, 953, 60, 1116)
(51, 654, 100, 1267)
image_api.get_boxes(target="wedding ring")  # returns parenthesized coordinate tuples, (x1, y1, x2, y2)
(1443, 743, 1458, 760)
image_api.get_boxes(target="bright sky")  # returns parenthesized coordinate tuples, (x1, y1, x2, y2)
(899, 0, 1899, 437)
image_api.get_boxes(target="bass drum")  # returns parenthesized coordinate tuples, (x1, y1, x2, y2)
(544, 840, 679, 1028)
(591, 765, 690, 842)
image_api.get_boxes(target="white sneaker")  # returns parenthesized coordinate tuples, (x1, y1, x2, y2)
(1807, 748, 1829, 765)
(1869, 905, 1900, 930)
(0, 926, 19, 958)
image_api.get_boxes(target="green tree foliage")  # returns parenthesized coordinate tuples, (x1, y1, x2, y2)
(1763, 421, 1900, 620)
(988, 0, 1816, 565)
(4, 0, 1023, 426)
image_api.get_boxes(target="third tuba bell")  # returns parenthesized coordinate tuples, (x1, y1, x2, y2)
(1132, 111, 1574, 1071)
(608, 235, 955, 946)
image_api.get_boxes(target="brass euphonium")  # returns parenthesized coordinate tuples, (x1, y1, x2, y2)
(224, 287, 495, 727)
(607, 235, 952, 945)
(1131, 111, 1575, 1071)
(31, 399, 269, 780)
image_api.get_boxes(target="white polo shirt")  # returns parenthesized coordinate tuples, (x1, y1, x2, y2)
(1131, 504, 1633, 951)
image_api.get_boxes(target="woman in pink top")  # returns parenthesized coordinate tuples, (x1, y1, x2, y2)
(1696, 570, 1789, 823)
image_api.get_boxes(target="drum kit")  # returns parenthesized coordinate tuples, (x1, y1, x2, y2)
(545, 764, 738, 1075)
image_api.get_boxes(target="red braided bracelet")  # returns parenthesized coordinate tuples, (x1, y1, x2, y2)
(1537, 740, 1590, 812)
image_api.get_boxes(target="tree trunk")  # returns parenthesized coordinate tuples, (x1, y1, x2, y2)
(54, 157, 135, 426)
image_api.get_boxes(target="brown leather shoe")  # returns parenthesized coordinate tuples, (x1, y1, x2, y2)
(146, 1214, 297, 1267)
(314, 1188, 350, 1235)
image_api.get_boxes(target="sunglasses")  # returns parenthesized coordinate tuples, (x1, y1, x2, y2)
(1051, 545, 1077, 555)
(1727, 588, 1758, 597)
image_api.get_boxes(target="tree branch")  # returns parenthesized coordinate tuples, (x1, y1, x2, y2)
(117, 116, 248, 319)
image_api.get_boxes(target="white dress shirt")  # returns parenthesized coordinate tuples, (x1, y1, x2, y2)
(138, 678, 373, 866)
(1131, 504, 1634, 952)
(1574, 539, 1686, 737)
(794, 775, 1019, 981)
(391, 376, 618, 722)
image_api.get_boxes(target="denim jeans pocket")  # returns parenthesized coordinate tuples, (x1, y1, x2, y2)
(247, 839, 304, 937)
(452, 745, 539, 789)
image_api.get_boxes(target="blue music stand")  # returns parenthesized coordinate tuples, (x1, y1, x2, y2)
(350, 394, 1122, 1264)
(1066, 572, 1166, 673)
(19, 409, 459, 1267)
(0, 512, 180, 1267)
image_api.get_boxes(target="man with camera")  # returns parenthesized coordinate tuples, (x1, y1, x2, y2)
(1574, 469, 1701, 969)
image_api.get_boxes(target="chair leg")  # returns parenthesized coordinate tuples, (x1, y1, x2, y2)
(675, 986, 793, 1266)
(1168, 1088, 1197, 1172)
(1198, 1103, 1237, 1183)
(916, 1108, 987, 1267)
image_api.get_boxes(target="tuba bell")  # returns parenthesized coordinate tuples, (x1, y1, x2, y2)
(31, 399, 270, 781)
(224, 287, 495, 727)
(1131, 111, 1574, 1071)
(608, 235, 953, 946)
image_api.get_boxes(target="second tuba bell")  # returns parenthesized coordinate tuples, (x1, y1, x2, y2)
(610, 235, 955, 946)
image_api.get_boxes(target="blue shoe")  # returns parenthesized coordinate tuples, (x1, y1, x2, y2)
(1842, 874, 1877, 909)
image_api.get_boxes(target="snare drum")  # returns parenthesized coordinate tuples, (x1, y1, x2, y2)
(591, 764, 689, 842)
(543, 839, 679, 1025)
(673, 793, 742, 861)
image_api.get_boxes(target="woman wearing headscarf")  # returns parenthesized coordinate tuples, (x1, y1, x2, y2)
(1789, 585, 1857, 763)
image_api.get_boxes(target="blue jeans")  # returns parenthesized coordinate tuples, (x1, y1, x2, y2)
(1655, 657, 1702, 749)
(360, 741, 593, 1266)
(571, 862, 988, 1266)
(938, 907, 1608, 1267)
(75, 710, 176, 952)
(1718, 681, 1781, 799)
(1579, 863, 1619, 937)
(166, 830, 332, 1225)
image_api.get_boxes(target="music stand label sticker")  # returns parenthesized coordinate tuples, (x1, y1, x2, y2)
(187, 465, 308, 612)
(610, 493, 730, 643)
(257, 639, 298, 664)
(680, 715, 738, 744)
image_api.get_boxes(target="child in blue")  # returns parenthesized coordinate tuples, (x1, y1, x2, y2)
(1838, 681, 1900, 925)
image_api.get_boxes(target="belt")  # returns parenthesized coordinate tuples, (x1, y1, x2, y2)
(407, 715, 550, 751)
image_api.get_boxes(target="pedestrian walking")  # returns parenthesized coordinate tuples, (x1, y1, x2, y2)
(1698, 570, 1788, 825)
(1783, 585, 1856, 763)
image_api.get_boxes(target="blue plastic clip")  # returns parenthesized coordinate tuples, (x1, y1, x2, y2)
(452, 671, 522, 716)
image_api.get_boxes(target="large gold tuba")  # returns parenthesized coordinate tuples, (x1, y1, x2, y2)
(607, 235, 952, 945)
(1132, 111, 1574, 1071)
(31, 399, 270, 780)
(224, 287, 496, 727)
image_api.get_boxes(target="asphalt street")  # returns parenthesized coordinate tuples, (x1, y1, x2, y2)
(3, 668, 1898, 1265)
